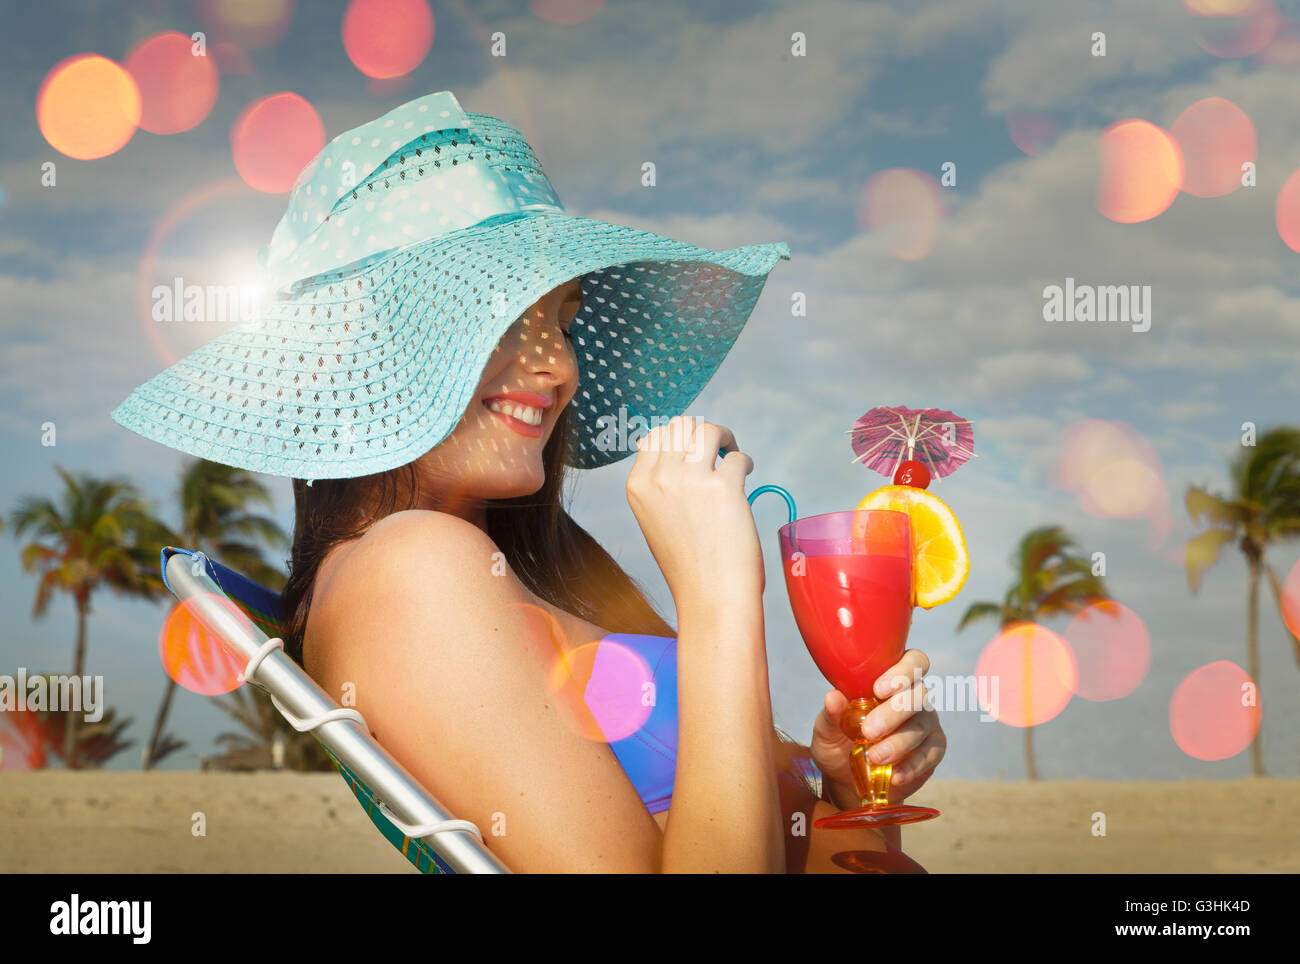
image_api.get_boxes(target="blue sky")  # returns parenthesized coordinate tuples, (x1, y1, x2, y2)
(2, 0, 1298, 779)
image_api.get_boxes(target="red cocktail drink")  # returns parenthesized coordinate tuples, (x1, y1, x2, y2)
(784, 552, 913, 699)
(778, 508, 940, 829)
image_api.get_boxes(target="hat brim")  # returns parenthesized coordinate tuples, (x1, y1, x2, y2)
(110, 211, 790, 479)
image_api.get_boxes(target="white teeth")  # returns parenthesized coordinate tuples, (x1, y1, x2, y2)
(485, 399, 543, 426)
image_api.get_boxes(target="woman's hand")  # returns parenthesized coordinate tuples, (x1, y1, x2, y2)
(625, 415, 763, 616)
(810, 649, 947, 809)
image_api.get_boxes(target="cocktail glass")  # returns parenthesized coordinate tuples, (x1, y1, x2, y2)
(749, 485, 941, 830)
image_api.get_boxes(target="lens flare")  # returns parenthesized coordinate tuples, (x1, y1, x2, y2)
(134, 178, 261, 368)
(858, 168, 945, 261)
(547, 639, 655, 743)
(1055, 419, 1169, 519)
(230, 92, 325, 193)
(529, 0, 606, 24)
(342, 0, 435, 79)
(975, 622, 1077, 728)
(36, 54, 141, 160)
(1169, 97, 1256, 198)
(1281, 559, 1300, 639)
(1006, 111, 1056, 156)
(200, 0, 295, 48)
(1083, 457, 1165, 517)
(1096, 120, 1184, 223)
(1277, 167, 1300, 253)
(0, 710, 47, 771)
(1257, 16, 1300, 65)
(1169, 661, 1260, 761)
(521, 599, 656, 743)
(1064, 600, 1151, 701)
(159, 596, 254, 695)
(1190, 0, 1281, 57)
(126, 31, 220, 135)
(1184, 0, 1259, 12)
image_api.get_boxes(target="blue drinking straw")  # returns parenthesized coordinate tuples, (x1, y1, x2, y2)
(746, 483, 798, 526)
(716, 447, 798, 525)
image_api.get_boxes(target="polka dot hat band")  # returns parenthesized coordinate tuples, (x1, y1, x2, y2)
(110, 90, 792, 480)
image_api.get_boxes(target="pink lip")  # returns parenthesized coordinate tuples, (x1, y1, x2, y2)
(482, 390, 553, 409)
(482, 394, 547, 439)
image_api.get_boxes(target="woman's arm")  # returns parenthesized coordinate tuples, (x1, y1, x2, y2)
(664, 596, 785, 873)
(311, 510, 669, 873)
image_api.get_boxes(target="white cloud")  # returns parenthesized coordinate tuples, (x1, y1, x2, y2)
(980, 0, 1204, 112)
(575, 206, 798, 254)
(753, 175, 849, 207)
(1156, 400, 1225, 421)
(960, 349, 1091, 398)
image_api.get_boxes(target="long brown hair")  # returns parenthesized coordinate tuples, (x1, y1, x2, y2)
(280, 400, 820, 799)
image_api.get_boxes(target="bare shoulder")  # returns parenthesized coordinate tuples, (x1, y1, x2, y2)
(345, 508, 506, 577)
(308, 508, 663, 873)
(315, 509, 519, 622)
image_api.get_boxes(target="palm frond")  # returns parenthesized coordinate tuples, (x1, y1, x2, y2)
(1185, 529, 1236, 594)
(956, 601, 1004, 633)
(1186, 486, 1249, 530)
(1036, 577, 1108, 617)
(8, 496, 65, 540)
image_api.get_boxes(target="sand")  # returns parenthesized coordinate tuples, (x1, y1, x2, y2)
(0, 773, 1295, 873)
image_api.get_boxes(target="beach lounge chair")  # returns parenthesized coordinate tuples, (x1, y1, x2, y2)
(158, 546, 510, 874)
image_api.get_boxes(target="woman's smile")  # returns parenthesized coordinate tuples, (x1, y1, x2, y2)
(481, 390, 553, 438)
(483, 398, 546, 437)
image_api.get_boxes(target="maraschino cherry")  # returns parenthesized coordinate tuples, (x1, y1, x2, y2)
(893, 459, 931, 489)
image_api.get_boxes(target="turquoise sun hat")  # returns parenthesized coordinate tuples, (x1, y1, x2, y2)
(110, 90, 791, 480)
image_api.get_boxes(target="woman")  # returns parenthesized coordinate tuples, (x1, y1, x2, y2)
(112, 90, 946, 873)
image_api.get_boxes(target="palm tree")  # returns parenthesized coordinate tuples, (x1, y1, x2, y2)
(0, 691, 134, 770)
(1185, 426, 1300, 777)
(142, 458, 289, 769)
(957, 525, 1109, 780)
(200, 684, 336, 772)
(9, 467, 177, 766)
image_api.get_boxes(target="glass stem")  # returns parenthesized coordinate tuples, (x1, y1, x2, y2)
(840, 696, 891, 808)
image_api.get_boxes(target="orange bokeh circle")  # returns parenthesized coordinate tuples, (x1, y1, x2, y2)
(342, 0, 435, 79)
(1169, 97, 1256, 198)
(159, 594, 255, 696)
(230, 91, 325, 194)
(37, 54, 141, 160)
(1169, 661, 1260, 761)
(126, 30, 220, 135)
(975, 622, 1078, 727)
(1064, 600, 1151, 701)
(1096, 119, 1184, 223)
(1276, 167, 1300, 253)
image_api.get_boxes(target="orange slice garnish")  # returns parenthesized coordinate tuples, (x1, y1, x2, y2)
(856, 485, 969, 609)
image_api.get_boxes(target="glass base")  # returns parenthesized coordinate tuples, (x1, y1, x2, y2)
(814, 804, 940, 830)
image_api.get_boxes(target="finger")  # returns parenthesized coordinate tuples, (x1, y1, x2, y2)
(637, 414, 697, 463)
(865, 710, 932, 765)
(813, 691, 850, 743)
(863, 680, 931, 738)
(872, 648, 931, 699)
(631, 419, 667, 471)
(714, 447, 754, 484)
(685, 421, 735, 468)
(816, 689, 849, 726)
(889, 730, 946, 785)
(825, 688, 847, 716)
